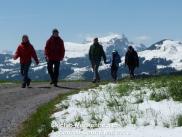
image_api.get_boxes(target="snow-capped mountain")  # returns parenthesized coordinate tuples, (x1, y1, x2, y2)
(65, 34, 139, 59)
(0, 34, 181, 81)
(139, 39, 182, 72)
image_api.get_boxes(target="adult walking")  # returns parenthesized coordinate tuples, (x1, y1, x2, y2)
(125, 46, 139, 78)
(45, 29, 65, 87)
(13, 35, 39, 88)
(89, 38, 106, 83)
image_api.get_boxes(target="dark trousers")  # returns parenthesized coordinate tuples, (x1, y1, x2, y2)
(91, 60, 100, 81)
(111, 64, 118, 81)
(128, 65, 136, 78)
(47, 61, 60, 83)
(21, 62, 31, 86)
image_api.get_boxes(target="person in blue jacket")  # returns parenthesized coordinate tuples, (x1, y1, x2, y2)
(111, 50, 121, 82)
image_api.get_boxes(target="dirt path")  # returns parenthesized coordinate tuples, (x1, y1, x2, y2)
(0, 82, 91, 137)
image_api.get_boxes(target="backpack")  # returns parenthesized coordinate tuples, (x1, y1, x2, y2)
(114, 53, 121, 64)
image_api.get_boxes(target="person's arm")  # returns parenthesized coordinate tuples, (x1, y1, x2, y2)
(125, 53, 128, 66)
(45, 40, 50, 61)
(89, 45, 92, 61)
(13, 46, 20, 60)
(135, 52, 139, 67)
(31, 46, 39, 65)
(60, 39, 65, 61)
(101, 46, 106, 63)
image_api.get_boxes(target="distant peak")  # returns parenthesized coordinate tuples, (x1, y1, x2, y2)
(148, 39, 174, 50)
(84, 33, 127, 43)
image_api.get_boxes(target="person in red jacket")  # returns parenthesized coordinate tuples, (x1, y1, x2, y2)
(45, 29, 65, 87)
(14, 35, 39, 88)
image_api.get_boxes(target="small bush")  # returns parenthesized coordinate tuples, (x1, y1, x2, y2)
(74, 114, 83, 123)
(130, 115, 137, 124)
(110, 117, 117, 123)
(89, 112, 102, 128)
(168, 81, 182, 101)
(177, 115, 182, 127)
(150, 91, 169, 102)
(163, 122, 170, 128)
(134, 93, 144, 104)
(135, 98, 144, 104)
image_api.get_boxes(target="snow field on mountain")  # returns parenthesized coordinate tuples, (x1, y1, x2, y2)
(139, 40, 182, 70)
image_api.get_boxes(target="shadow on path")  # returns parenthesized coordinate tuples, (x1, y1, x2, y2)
(35, 86, 79, 90)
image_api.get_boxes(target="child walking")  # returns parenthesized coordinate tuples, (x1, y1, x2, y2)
(111, 50, 121, 82)
(13, 35, 39, 88)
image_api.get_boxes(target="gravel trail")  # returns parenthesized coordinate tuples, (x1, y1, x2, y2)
(0, 82, 91, 137)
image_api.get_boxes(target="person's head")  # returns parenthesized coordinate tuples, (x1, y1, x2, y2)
(128, 46, 134, 52)
(52, 29, 59, 37)
(93, 37, 99, 44)
(112, 50, 118, 58)
(112, 49, 117, 55)
(22, 35, 29, 43)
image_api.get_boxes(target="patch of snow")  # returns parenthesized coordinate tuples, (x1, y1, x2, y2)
(32, 62, 47, 71)
(7, 58, 20, 64)
(0, 68, 13, 73)
(32, 65, 46, 71)
(65, 67, 90, 80)
(49, 83, 182, 137)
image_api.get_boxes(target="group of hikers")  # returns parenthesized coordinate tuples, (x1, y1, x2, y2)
(13, 28, 139, 88)
(89, 37, 139, 83)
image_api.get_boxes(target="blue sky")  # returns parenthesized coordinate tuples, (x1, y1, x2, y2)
(0, 0, 181, 51)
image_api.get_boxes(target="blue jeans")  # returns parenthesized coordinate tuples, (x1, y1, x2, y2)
(21, 62, 31, 86)
(91, 60, 100, 81)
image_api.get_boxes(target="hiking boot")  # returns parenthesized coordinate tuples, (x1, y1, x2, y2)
(21, 83, 26, 88)
(50, 81, 54, 85)
(92, 79, 97, 83)
(27, 79, 31, 87)
(92, 79, 100, 83)
(54, 83, 58, 87)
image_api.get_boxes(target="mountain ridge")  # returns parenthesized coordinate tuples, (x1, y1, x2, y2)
(0, 34, 181, 80)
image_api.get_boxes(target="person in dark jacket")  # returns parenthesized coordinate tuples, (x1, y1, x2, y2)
(111, 50, 121, 82)
(125, 46, 139, 78)
(89, 38, 106, 83)
(13, 35, 39, 88)
(45, 29, 65, 87)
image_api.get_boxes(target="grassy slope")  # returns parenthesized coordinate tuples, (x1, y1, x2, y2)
(16, 74, 182, 137)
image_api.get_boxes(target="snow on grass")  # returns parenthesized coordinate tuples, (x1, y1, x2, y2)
(49, 82, 182, 137)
